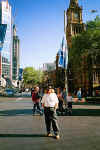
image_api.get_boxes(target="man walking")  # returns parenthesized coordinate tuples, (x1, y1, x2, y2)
(42, 88, 60, 139)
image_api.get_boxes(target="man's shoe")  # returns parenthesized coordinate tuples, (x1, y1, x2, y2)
(47, 133, 53, 137)
(55, 135, 60, 139)
(39, 111, 43, 115)
(32, 111, 36, 115)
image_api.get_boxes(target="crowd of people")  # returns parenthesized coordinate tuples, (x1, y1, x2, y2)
(31, 86, 74, 116)
(31, 86, 86, 116)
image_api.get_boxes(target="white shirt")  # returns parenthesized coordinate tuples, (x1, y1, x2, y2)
(42, 93, 59, 107)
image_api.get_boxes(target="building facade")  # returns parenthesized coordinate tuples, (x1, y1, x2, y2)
(65, 0, 100, 94)
(56, 0, 85, 89)
(66, 0, 85, 48)
(43, 62, 56, 72)
(0, 0, 12, 80)
(63, 0, 85, 91)
(43, 62, 57, 87)
(12, 24, 20, 81)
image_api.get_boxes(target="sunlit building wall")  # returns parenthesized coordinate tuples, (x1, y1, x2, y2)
(12, 24, 20, 81)
(0, 1, 12, 80)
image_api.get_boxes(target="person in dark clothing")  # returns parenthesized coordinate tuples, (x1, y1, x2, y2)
(32, 86, 42, 115)
(31, 88, 34, 96)
(67, 91, 73, 115)
(57, 88, 64, 115)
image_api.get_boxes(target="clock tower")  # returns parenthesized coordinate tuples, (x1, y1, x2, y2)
(66, 0, 85, 48)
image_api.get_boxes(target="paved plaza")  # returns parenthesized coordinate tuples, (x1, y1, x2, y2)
(0, 96, 100, 150)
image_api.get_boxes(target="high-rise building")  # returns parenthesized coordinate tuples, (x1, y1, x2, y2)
(12, 24, 20, 81)
(0, 0, 12, 80)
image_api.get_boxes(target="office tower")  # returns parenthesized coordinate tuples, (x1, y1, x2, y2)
(12, 24, 20, 81)
(0, 0, 12, 80)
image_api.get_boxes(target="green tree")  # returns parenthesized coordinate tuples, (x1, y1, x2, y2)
(69, 16, 100, 95)
(23, 67, 44, 87)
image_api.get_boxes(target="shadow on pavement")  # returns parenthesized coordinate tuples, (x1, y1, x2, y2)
(72, 109, 100, 116)
(0, 109, 32, 116)
(0, 134, 46, 138)
(0, 108, 100, 116)
(57, 109, 100, 116)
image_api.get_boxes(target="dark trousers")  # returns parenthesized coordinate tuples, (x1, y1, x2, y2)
(58, 100, 64, 112)
(44, 107, 59, 135)
(33, 102, 41, 113)
(68, 102, 72, 109)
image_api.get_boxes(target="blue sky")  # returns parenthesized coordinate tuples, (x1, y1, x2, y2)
(8, 0, 100, 69)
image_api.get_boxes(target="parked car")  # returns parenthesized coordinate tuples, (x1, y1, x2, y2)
(25, 88, 29, 92)
(93, 86, 100, 97)
(19, 89, 22, 93)
(3, 88, 15, 97)
(0, 87, 5, 96)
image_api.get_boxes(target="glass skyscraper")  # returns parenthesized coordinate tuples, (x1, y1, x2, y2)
(0, 1, 12, 80)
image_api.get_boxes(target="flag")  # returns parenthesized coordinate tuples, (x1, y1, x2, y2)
(58, 36, 68, 69)
(64, 41, 68, 69)
(58, 48, 64, 68)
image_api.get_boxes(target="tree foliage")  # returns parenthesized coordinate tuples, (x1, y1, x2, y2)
(69, 16, 100, 67)
(69, 16, 100, 91)
(69, 16, 100, 63)
(23, 67, 44, 86)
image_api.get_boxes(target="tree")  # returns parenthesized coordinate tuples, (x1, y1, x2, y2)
(23, 67, 44, 87)
(69, 16, 100, 95)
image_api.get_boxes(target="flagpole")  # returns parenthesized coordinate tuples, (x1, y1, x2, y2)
(64, 10, 68, 95)
(64, 42, 68, 95)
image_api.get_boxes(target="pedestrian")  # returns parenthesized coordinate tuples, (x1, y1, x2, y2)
(31, 88, 34, 96)
(67, 91, 73, 115)
(77, 88, 82, 101)
(57, 88, 64, 115)
(62, 87, 67, 107)
(32, 86, 42, 115)
(42, 88, 60, 139)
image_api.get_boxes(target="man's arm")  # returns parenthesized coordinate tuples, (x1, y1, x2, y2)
(41, 95, 45, 108)
(54, 103, 58, 110)
(42, 103, 45, 108)
(54, 93, 59, 110)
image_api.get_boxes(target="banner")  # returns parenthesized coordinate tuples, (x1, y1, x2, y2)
(58, 36, 68, 69)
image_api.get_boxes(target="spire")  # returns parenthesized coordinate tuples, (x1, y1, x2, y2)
(70, 0, 78, 4)
(70, 0, 78, 7)
(13, 24, 17, 36)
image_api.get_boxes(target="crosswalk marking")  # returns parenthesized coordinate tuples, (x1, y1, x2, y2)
(16, 98, 23, 101)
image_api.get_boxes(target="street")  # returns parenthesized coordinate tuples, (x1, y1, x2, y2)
(0, 95, 100, 150)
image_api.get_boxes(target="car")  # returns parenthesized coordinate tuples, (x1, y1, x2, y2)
(93, 86, 100, 97)
(19, 89, 22, 93)
(25, 88, 29, 92)
(3, 89, 15, 97)
(0, 88, 5, 96)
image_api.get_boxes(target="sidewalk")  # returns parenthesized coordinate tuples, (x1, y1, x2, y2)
(0, 98, 100, 150)
(0, 115, 100, 150)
